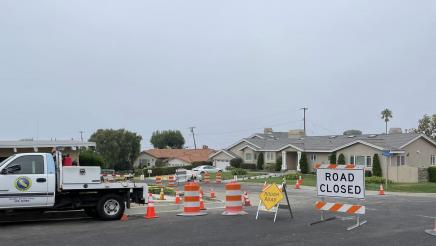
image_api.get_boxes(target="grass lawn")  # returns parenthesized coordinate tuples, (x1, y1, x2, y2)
(242, 174, 436, 193)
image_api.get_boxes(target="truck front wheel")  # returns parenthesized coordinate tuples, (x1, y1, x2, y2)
(96, 194, 125, 220)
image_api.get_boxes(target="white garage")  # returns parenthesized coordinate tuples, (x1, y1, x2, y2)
(210, 150, 236, 170)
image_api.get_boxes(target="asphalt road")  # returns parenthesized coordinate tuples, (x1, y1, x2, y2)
(1, 183, 436, 246)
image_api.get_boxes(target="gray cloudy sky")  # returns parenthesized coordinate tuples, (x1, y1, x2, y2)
(0, 0, 435, 149)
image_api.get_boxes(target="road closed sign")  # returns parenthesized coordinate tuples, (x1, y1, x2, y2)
(316, 165, 365, 199)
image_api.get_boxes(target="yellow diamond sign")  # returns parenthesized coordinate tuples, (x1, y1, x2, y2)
(259, 183, 284, 210)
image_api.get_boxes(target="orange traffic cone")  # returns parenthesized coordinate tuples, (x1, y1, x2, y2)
(379, 184, 385, 195)
(145, 193, 159, 219)
(120, 214, 128, 221)
(210, 188, 216, 200)
(199, 192, 206, 210)
(425, 219, 436, 236)
(295, 180, 300, 189)
(242, 191, 251, 207)
(175, 189, 181, 204)
(298, 176, 303, 185)
(159, 187, 165, 200)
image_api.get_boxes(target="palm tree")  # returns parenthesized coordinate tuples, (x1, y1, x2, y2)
(381, 108, 393, 134)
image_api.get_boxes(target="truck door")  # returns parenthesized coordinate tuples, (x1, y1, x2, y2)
(0, 154, 49, 208)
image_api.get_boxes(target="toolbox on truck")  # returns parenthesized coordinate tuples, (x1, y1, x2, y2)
(62, 166, 101, 184)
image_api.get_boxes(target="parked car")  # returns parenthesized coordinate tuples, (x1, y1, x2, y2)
(192, 165, 223, 174)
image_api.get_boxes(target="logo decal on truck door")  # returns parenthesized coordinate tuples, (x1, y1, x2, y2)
(14, 177, 32, 192)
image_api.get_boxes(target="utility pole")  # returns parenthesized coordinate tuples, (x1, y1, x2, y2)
(79, 131, 84, 142)
(189, 127, 197, 149)
(301, 107, 308, 136)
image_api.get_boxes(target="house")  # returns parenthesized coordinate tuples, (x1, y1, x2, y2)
(209, 128, 436, 183)
(134, 147, 215, 168)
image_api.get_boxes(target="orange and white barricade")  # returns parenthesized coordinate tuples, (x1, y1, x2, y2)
(203, 172, 210, 184)
(168, 176, 176, 187)
(311, 163, 367, 231)
(155, 176, 162, 186)
(177, 182, 207, 216)
(222, 182, 247, 216)
(215, 172, 222, 184)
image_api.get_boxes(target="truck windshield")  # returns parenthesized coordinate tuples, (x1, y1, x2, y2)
(0, 155, 16, 168)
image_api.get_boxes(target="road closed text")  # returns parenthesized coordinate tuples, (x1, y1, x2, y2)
(316, 168, 365, 199)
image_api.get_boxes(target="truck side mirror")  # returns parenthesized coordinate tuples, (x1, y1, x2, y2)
(3, 164, 21, 174)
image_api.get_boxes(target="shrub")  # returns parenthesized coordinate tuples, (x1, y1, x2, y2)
(230, 158, 243, 168)
(79, 150, 105, 167)
(264, 163, 276, 172)
(240, 163, 257, 170)
(365, 170, 373, 177)
(429, 167, 436, 182)
(284, 173, 299, 180)
(337, 153, 346, 165)
(365, 176, 392, 184)
(275, 156, 282, 171)
(148, 186, 175, 195)
(226, 166, 234, 171)
(231, 168, 247, 176)
(299, 153, 308, 174)
(257, 153, 264, 170)
(329, 153, 337, 164)
(372, 154, 382, 177)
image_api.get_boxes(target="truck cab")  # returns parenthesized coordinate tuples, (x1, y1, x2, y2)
(0, 153, 56, 209)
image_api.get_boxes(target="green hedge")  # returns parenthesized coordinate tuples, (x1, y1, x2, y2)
(231, 168, 247, 175)
(240, 163, 257, 170)
(365, 176, 392, 184)
(429, 167, 436, 182)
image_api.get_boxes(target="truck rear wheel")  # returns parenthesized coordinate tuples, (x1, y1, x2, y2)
(96, 194, 125, 220)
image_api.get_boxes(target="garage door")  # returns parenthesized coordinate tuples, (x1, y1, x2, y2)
(214, 160, 230, 169)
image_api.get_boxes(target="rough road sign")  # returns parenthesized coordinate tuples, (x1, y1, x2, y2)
(316, 164, 365, 199)
(259, 183, 284, 210)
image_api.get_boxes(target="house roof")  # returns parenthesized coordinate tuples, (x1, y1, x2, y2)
(226, 132, 432, 153)
(143, 148, 215, 163)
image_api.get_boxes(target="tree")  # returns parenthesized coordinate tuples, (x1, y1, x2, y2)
(150, 130, 185, 149)
(343, 129, 362, 136)
(329, 152, 337, 164)
(230, 157, 243, 168)
(415, 114, 436, 140)
(299, 153, 308, 174)
(381, 108, 393, 134)
(79, 150, 105, 167)
(275, 156, 282, 171)
(257, 152, 264, 170)
(89, 129, 142, 171)
(372, 154, 382, 177)
(337, 153, 346, 165)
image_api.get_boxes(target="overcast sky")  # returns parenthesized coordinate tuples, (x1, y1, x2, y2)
(0, 0, 435, 149)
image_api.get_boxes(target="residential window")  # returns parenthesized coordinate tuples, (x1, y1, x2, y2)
(350, 156, 355, 164)
(266, 152, 274, 161)
(355, 156, 366, 166)
(396, 155, 405, 166)
(431, 155, 435, 166)
(366, 156, 372, 168)
(245, 153, 252, 162)
(310, 154, 316, 162)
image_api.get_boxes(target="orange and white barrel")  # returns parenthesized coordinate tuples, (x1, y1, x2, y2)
(203, 172, 210, 184)
(155, 176, 162, 186)
(216, 172, 222, 184)
(222, 182, 247, 216)
(177, 182, 207, 216)
(168, 176, 176, 187)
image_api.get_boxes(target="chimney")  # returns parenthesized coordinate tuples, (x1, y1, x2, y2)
(389, 128, 402, 134)
(202, 145, 208, 149)
(264, 128, 273, 134)
(288, 129, 305, 138)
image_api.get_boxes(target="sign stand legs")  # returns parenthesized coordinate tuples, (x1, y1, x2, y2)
(310, 198, 336, 226)
(347, 215, 367, 231)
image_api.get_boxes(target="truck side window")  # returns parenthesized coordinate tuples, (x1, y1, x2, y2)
(5, 156, 44, 174)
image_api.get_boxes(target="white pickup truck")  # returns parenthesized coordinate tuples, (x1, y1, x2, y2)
(0, 152, 148, 220)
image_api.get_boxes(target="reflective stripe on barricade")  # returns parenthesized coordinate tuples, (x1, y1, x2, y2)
(222, 182, 247, 216)
(177, 182, 207, 216)
(315, 201, 365, 215)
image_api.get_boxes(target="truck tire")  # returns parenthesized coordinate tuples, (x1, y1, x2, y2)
(96, 194, 125, 220)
